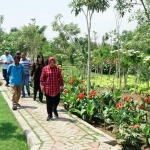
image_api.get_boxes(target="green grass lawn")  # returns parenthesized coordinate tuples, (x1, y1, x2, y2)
(0, 93, 29, 150)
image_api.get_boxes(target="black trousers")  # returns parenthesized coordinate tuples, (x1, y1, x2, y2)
(34, 78, 43, 102)
(3, 69, 9, 85)
(46, 94, 60, 117)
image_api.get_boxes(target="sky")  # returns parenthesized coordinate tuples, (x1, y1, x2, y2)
(0, 0, 141, 42)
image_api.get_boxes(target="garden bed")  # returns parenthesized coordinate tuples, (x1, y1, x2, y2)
(59, 99, 150, 150)
(60, 76, 150, 150)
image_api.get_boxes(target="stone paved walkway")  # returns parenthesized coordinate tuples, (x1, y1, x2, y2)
(0, 76, 121, 150)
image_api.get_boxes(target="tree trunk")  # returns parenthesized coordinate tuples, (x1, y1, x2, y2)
(124, 69, 127, 91)
(118, 42, 121, 89)
(100, 63, 103, 75)
(108, 63, 112, 79)
(134, 77, 138, 93)
(87, 28, 91, 93)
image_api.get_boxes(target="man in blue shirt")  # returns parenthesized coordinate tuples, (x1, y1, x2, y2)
(7, 55, 25, 110)
(20, 52, 32, 98)
(0, 50, 13, 86)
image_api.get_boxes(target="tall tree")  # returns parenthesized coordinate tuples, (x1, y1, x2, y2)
(0, 15, 4, 29)
(115, 0, 150, 21)
(21, 19, 47, 61)
(69, 0, 110, 93)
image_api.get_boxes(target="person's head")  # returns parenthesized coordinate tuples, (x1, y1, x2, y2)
(13, 54, 20, 64)
(21, 52, 26, 60)
(49, 57, 56, 67)
(16, 51, 21, 56)
(45, 58, 49, 66)
(37, 54, 44, 64)
(5, 50, 9, 56)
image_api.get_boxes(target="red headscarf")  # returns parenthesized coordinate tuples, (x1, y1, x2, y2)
(48, 57, 56, 64)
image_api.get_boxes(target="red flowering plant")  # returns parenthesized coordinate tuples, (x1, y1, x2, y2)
(140, 96, 150, 112)
(61, 74, 149, 146)
(116, 123, 142, 145)
(61, 75, 83, 110)
(77, 93, 85, 100)
(124, 97, 131, 102)
(88, 89, 97, 99)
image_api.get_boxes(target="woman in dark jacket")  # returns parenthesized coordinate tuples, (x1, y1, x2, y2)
(31, 54, 45, 103)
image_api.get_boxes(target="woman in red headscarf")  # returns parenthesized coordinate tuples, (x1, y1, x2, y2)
(40, 57, 64, 121)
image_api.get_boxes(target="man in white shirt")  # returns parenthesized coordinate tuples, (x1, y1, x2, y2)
(0, 50, 13, 86)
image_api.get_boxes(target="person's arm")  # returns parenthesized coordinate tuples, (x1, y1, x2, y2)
(58, 67, 64, 91)
(29, 60, 32, 70)
(31, 63, 35, 77)
(40, 67, 46, 93)
(7, 65, 11, 78)
(0, 56, 4, 64)
(21, 65, 25, 85)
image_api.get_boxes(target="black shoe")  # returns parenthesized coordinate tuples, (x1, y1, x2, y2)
(54, 111, 58, 118)
(38, 100, 43, 103)
(28, 92, 30, 96)
(17, 103, 21, 107)
(33, 98, 36, 101)
(12, 106, 17, 110)
(39, 100, 43, 103)
(47, 116, 52, 121)
(5, 84, 9, 87)
(21, 96, 25, 98)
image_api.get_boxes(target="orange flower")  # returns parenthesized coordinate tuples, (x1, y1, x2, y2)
(116, 102, 124, 110)
(78, 93, 85, 100)
(64, 89, 69, 94)
(71, 78, 75, 82)
(81, 80, 85, 83)
(88, 94, 92, 99)
(68, 77, 76, 84)
(138, 103, 144, 110)
(90, 90, 97, 96)
(134, 125, 140, 129)
(145, 97, 150, 104)
(124, 97, 131, 102)
(68, 81, 73, 84)
(130, 106, 135, 111)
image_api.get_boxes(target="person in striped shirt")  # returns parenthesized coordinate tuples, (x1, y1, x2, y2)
(20, 52, 32, 98)
(40, 57, 64, 121)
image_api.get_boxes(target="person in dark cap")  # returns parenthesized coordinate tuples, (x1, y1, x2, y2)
(0, 49, 13, 86)
(16, 51, 21, 57)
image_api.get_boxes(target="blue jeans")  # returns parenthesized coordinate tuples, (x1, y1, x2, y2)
(22, 74, 30, 97)
(3, 69, 9, 85)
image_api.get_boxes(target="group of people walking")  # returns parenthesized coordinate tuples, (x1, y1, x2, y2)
(0, 49, 64, 121)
